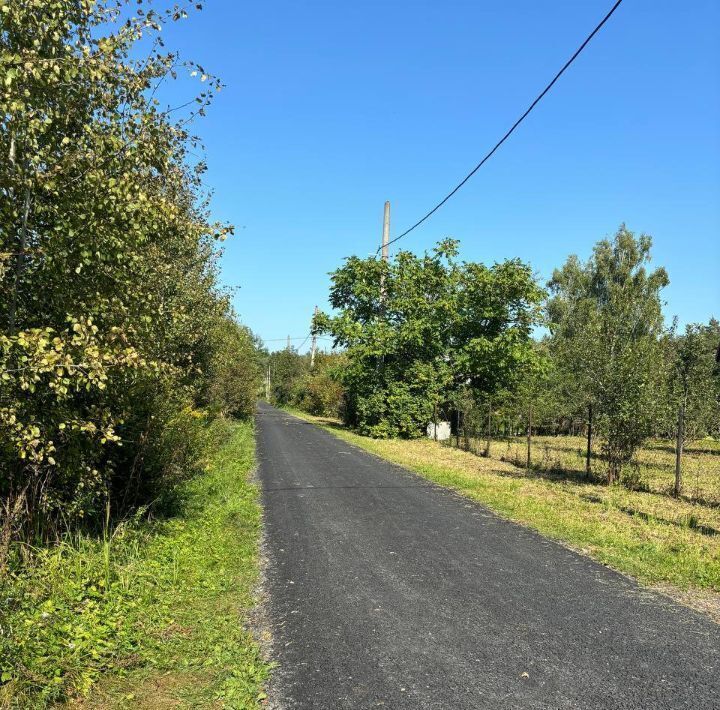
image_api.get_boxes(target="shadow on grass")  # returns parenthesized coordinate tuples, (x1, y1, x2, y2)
(445, 440, 720, 506)
(306, 416, 345, 431)
(442, 441, 604, 488)
(677, 493, 720, 510)
(580, 493, 719, 537)
(489, 435, 720, 458)
(645, 442, 720, 457)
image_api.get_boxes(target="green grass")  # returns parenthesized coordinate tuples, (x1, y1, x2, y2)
(287, 409, 720, 615)
(0, 419, 268, 709)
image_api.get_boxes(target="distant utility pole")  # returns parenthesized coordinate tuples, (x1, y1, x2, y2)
(265, 365, 271, 401)
(310, 305, 318, 368)
(286, 334, 291, 351)
(380, 200, 390, 301)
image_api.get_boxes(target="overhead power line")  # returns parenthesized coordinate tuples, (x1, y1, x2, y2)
(264, 336, 317, 342)
(378, 0, 624, 254)
(262, 336, 333, 343)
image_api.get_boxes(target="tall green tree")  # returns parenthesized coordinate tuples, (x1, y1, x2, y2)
(547, 225, 669, 483)
(316, 240, 544, 438)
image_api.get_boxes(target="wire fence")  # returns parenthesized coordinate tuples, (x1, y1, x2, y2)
(432, 408, 720, 505)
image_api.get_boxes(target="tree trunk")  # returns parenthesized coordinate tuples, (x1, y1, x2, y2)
(526, 405, 532, 469)
(674, 395, 686, 498)
(8, 189, 31, 335)
(586, 403, 593, 479)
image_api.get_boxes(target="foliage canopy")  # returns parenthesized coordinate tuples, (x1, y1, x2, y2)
(316, 239, 545, 437)
(0, 0, 260, 548)
(547, 226, 669, 481)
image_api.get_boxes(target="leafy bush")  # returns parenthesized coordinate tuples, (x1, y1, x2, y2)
(292, 353, 346, 417)
(264, 348, 346, 418)
(0, 1, 261, 552)
(267, 347, 307, 406)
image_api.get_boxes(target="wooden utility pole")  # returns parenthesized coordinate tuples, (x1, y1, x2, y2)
(674, 392, 687, 497)
(380, 201, 390, 301)
(381, 201, 390, 261)
(310, 306, 318, 368)
(586, 402, 593, 479)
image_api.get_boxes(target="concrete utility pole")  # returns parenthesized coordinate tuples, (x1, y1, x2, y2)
(310, 305, 318, 369)
(381, 200, 390, 262)
(380, 201, 390, 301)
(265, 365, 271, 401)
(286, 335, 291, 351)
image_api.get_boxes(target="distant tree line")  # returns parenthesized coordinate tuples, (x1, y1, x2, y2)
(295, 226, 719, 495)
(0, 1, 262, 565)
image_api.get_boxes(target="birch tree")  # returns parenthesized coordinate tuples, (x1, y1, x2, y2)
(547, 226, 668, 484)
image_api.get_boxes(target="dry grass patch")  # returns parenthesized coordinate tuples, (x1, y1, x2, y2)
(74, 671, 214, 709)
(490, 435, 720, 504)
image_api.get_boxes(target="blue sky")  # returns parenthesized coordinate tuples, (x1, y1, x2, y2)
(157, 0, 719, 351)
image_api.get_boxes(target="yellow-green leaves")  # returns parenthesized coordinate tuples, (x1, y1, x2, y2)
(0, 1, 255, 553)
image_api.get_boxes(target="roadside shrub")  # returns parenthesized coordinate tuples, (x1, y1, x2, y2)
(619, 462, 650, 492)
(0, 421, 265, 708)
(201, 317, 262, 420)
(294, 373, 344, 417)
(0, 1, 261, 552)
(292, 353, 346, 417)
(351, 380, 434, 439)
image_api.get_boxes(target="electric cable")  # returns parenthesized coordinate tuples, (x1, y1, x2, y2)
(377, 0, 624, 254)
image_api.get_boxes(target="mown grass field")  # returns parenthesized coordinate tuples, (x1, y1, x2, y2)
(477, 434, 720, 505)
(0, 420, 268, 709)
(288, 409, 720, 621)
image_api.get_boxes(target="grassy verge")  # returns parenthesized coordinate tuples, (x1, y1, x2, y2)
(0, 419, 268, 709)
(287, 408, 720, 618)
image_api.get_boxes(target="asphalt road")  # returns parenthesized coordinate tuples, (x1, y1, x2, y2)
(256, 404, 719, 709)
